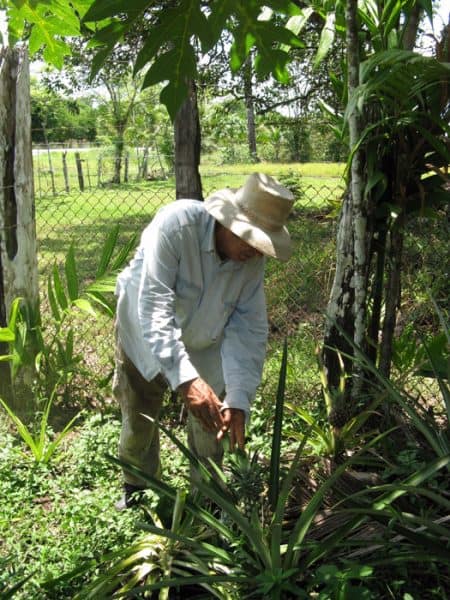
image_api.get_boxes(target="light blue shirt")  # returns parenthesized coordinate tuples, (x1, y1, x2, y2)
(115, 200, 268, 416)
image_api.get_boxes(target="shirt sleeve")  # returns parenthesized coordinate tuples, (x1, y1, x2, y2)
(138, 220, 199, 390)
(220, 261, 268, 419)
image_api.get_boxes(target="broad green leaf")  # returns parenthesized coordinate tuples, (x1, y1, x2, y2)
(83, 0, 151, 22)
(89, 46, 115, 83)
(254, 48, 290, 83)
(230, 31, 256, 72)
(64, 245, 79, 302)
(88, 20, 128, 47)
(314, 12, 335, 68)
(381, 0, 403, 38)
(73, 298, 98, 318)
(285, 7, 314, 35)
(159, 79, 190, 123)
(8, 297, 23, 331)
(143, 45, 197, 87)
(0, 327, 15, 343)
(208, 0, 234, 42)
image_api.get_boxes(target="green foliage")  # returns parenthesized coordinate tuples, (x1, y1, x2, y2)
(80, 0, 306, 119)
(0, 226, 135, 401)
(0, 383, 81, 464)
(7, 0, 81, 68)
(31, 80, 98, 144)
(0, 412, 141, 597)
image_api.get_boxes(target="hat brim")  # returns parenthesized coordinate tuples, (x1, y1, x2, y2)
(204, 189, 292, 262)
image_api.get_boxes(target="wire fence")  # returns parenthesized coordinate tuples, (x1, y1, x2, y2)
(3, 142, 449, 406)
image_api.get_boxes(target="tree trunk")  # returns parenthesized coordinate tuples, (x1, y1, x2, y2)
(323, 190, 355, 392)
(323, 0, 367, 407)
(174, 79, 203, 200)
(243, 55, 259, 162)
(0, 47, 39, 413)
(112, 124, 125, 184)
(379, 218, 404, 378)
(346, 0, 369, 399)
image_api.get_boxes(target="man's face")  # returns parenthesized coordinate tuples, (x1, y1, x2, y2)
(215, 225, 263, 262)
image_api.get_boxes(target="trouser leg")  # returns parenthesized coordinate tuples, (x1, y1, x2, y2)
(113, 344, 167, 487)
(187, 411, 224, 487)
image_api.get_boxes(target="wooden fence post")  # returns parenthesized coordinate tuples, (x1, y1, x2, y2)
(97, 156, 102, 187)
(0, 46, 39, 413)
(75, 152, 84, 191)
(62, 151, 70, 192)
(124, 151, 129, 183)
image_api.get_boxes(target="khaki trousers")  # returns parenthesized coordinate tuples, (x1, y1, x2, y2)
(113, 343, 224, 487)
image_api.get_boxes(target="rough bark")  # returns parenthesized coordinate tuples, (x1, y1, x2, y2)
(323, 0, 366, 403)
(0, 47, 39, 412)
(174, 79, 203, 200)
(323, 190, 355, 391)
(346, 0, 368, 369)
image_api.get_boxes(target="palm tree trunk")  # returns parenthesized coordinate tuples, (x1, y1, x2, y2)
(323, 190, 355, 391)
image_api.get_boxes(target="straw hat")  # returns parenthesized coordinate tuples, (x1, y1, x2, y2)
(204, 172, 294, 262)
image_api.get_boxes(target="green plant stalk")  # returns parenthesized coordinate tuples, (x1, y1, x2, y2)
(270, 427, 312, 570)
(146, 420, 274, 570)
(106, 454, 260, 569)
(0, 397, 41, 460)
(269, 337, 288, 511)
(0, 378, 80, 463)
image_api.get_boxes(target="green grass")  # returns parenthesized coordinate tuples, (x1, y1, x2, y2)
(0, 408, 192, 598)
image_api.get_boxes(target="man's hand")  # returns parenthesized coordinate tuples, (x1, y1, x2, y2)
(217, 408, 245, 451)
(178, 378, 225, 433)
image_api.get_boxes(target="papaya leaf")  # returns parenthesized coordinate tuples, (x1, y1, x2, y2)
(83, 0, 151, 23)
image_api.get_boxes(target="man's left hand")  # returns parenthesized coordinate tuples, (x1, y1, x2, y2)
(217, 408, 245, 451)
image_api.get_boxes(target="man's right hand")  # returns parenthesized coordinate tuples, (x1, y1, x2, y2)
(178, 378, 225, 433)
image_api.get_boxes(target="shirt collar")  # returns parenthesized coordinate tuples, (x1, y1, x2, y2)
(201, 214, 217, 254)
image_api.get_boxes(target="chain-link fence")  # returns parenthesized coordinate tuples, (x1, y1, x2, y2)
(5, 141, 447, 406)
(30, 143, 343, 397)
